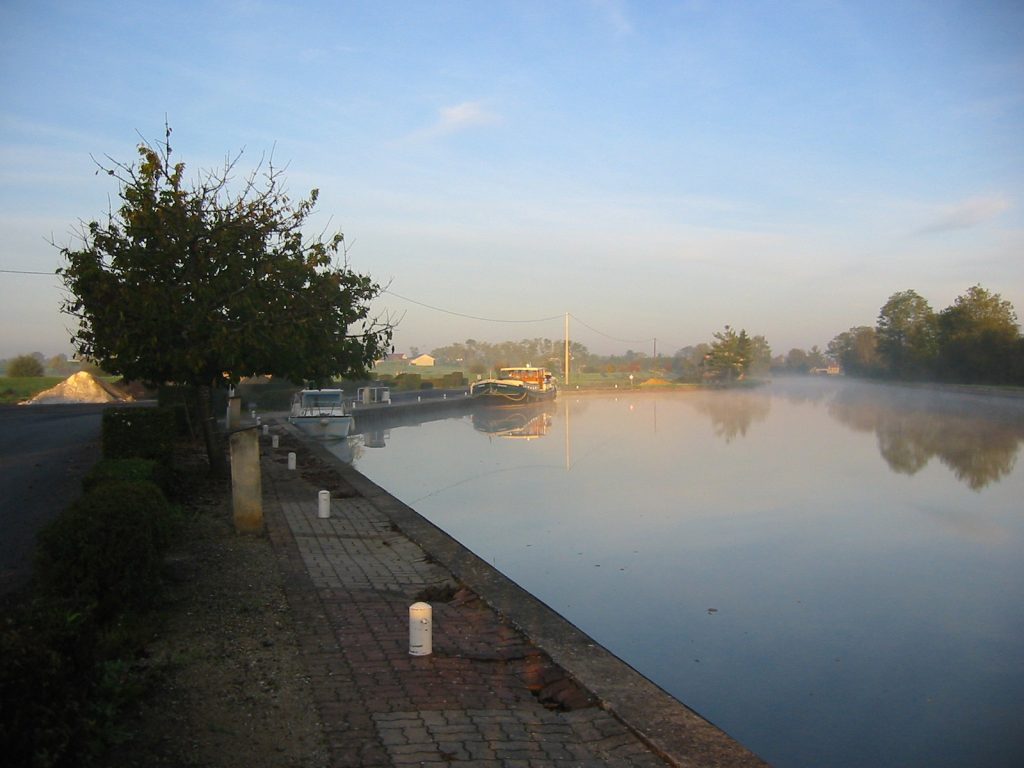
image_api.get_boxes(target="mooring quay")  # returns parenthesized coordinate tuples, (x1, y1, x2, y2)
(266, 402, 770, 767)
(349, 387, 474, 423)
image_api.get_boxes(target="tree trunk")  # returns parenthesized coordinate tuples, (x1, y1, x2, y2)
(196, 383, 225, 475)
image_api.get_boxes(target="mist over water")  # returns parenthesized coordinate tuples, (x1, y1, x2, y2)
(335, 379, 1024, 768)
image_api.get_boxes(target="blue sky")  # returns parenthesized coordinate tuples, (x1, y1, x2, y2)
(1, 0, 1022, 359)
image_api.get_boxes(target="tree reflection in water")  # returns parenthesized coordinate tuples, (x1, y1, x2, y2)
(690, 390, 772, 443)
(827, 383, 1024, 490)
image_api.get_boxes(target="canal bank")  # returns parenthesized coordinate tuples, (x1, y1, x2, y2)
(270, 414, 768, 767)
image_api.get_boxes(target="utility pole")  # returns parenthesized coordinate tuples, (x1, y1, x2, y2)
(564, 312, 570, 386)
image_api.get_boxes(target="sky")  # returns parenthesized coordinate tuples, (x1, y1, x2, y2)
(1, 0, 1022, 360)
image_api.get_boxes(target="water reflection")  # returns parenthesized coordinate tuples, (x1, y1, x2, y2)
(348, 383, 1024, 492)
(472, 405, 553, 440)
(338, 382, 1024, 768)
(688, 389, 772, 442)
(827, 383, 1024, 490)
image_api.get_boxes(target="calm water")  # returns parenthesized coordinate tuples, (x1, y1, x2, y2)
(333, 379, 1024, 768)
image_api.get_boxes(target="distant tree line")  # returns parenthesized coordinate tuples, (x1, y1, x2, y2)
(430, 338, 589, 375)
(431, 327, 776, 383)
(827, 285, 1023, 385)
(427, 285, 1022, 388)
(0, 352, 85, 377)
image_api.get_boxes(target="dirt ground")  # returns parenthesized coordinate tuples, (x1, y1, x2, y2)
(105, 448, 329, 768)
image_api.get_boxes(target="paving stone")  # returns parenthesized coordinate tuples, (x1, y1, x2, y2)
(260, 425, 739, 767)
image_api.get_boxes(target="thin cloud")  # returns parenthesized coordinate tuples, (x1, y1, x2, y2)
(916, 196, 1011, 234)
(590, 0, 634, 35)
(405, 101, 501, 143)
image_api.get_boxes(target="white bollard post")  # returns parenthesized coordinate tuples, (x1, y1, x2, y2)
(409, 602, 432, 656)
(287, 452, 297, 470)
(272, 435, 279, 449)
(317, 490, 331, 519)
(256, 415, 262, 426)
(262, 424, 269, 436)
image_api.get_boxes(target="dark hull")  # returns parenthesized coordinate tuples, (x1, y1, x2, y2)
(470, 381, 557, 405)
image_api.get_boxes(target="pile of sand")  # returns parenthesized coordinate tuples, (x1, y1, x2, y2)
(22, 371, 133, 405)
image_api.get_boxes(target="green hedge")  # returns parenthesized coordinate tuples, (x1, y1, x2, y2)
(2, 399, 188, 767)
(1, 597, 101, 767)
(34, 480, 175, 622)
(101, 407, 175, 464)
(82, 458, 170, 494)
(438, 371, 467, 387)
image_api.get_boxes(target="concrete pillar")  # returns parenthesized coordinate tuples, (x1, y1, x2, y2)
(227, 397, 242, 429)
(230, 427, 263, 533)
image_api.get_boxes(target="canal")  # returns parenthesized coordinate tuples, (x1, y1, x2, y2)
(330, 378, 1024, 768)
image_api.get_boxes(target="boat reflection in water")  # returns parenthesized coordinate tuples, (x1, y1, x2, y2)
(472, 406, 554, 440)
(339, 381, 1024, 768)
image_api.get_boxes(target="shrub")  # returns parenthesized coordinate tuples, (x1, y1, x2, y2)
(438, 371, 467, 388)
(101, 407, 175, 465)
(35, 480, 174, 621)
(82, 457, 170, 494)
(157, 384, 198, 437)
(6, 354, 45, 378)
(0, 597, 99, 767)
(392, 373, 422, 391)
(235, 377, 301, 410)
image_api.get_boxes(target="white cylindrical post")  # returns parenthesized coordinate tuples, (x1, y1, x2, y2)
(317, 490, 331, 519)
(287, 452, 297, 470)
(272, 435, 279, 449)
(409, 602, 432, 656)
(256, 415, 262, 426)
(250, 409, 256, 419)
(262, 424, 269, 436)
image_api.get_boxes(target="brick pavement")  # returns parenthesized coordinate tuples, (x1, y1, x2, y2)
(260, 422, 769, 767)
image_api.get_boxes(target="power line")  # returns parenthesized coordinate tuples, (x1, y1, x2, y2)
(383, 288, 563, 324)
(0, 268, 55, 275)
(383, 288, 660, 347)
(570, 313, 655, 345)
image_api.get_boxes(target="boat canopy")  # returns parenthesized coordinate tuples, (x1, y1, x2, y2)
(294, 389, 347, 417)
(499, 367, 548, 385)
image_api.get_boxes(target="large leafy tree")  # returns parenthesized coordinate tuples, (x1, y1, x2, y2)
(58, 130, 392, 468)
(937, 284, 1020, 383)
(827, 326, 881, 377)
(876, 289, 937, 379)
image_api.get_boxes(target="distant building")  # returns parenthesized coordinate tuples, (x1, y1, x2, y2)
(810, 364, 842, 376)
(376, 352, 408, 365)
(410, 354, 435, 367)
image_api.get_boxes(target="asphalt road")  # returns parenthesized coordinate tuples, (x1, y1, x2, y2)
(0, 404, 106, 596)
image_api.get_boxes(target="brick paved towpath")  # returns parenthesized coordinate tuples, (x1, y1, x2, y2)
(261, 418, 770, 767)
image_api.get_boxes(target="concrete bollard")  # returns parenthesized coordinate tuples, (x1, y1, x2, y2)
(288, 452, 297, 470)
(317, 490, 331, 519)
(227, 397, 242, 429)
(409, 602, 432, 656)
(229, 428, 263, 533)
(272, 435, 279, 448)
(262, 424, 269, 436)
(256, 415, 262, 426)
